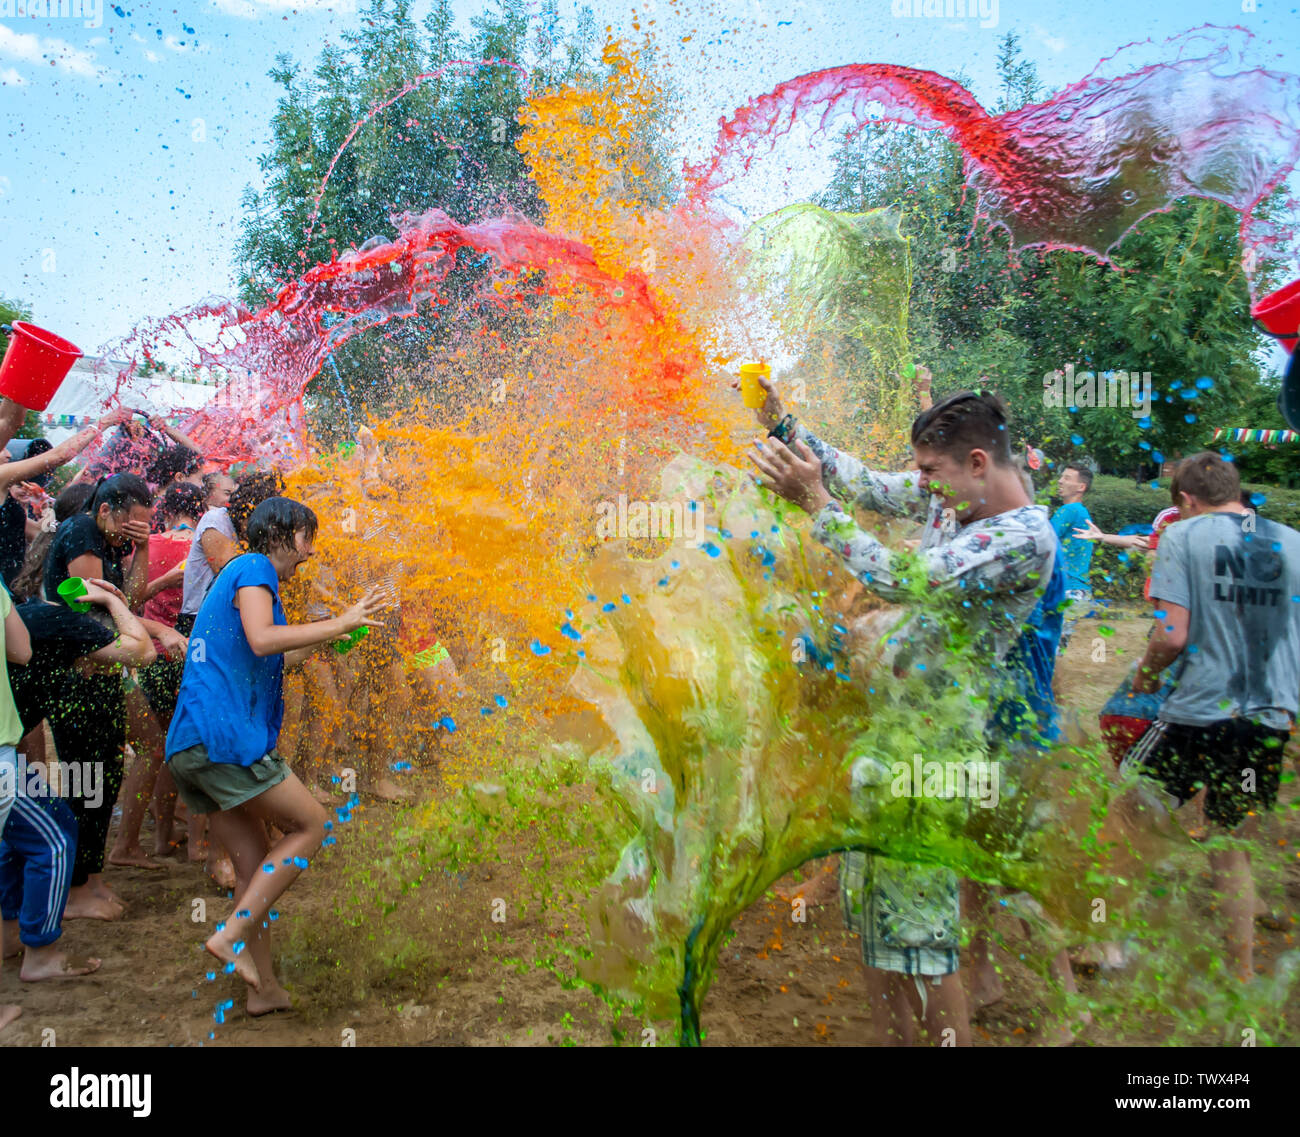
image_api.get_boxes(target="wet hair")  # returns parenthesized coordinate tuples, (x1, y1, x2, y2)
(246, 497, 318, 555)
(227, 469, 285, 540)
(87, 472, 153, 519)
(1172, 451, 1240, 507)
(202, 470, 233, 499)
(55, 482, 95, 523)
(12, 531, 52, 602)
(1063, 463, 1094, 492)
(19, 438, 54, 488)
(910, 389, 1013, 466)
(146, 445, 202, 487)
(160, 481, 205, 524)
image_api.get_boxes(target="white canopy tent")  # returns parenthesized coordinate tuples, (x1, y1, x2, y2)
(36, 356, 222, 445)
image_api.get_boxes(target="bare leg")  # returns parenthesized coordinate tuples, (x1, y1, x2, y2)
(917, 972, 971, 1046)
(203, 773, 327, 991)
(1210, 847, 1255, 982)
(151, 765, 183, 857)
(964, 880, 1005, 1009)
(109, 688, 169, 868)
(862, 967, 915, 1046)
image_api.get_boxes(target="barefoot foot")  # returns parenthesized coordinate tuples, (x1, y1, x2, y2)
(108, 845, 169, 870)
(20, 950, 102, 981)
(204, 931, 261, 990)
(247, 983, 293, 1016)
(0, 1004, 21, 1034)
(63, 891, 124, 921)
(206, 857, 236, 892)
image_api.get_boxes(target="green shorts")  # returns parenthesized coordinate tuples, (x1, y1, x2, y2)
(167, 743, 289, 815)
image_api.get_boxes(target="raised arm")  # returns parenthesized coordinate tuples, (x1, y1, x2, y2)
(0, 409, 132, 494)
(237, 582, 385, 659)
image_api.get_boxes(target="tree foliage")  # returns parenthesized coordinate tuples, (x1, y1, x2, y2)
(818, 32, 1290, 482)
(235, 0, 642, 437)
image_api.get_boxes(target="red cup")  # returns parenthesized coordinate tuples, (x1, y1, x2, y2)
(1251, 278, 1300, 355)
(0, 322, 83, 411)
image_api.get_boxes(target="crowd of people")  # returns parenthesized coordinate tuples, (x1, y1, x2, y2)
(0, 400, 395, 1034)
(0, 360, 1295, 1044)
(747, 367, 1299, 1045)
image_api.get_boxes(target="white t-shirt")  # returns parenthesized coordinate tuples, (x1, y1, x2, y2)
(180, 507, 237, 616)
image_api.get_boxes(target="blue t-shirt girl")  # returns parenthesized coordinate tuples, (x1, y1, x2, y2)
(166, 553, 287, 767)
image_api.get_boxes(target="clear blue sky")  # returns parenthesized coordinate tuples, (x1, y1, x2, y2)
(1, 0, 1298, 356)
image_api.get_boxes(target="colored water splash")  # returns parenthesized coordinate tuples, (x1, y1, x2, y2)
(67, 26, 1300, 1044)
(690, 27, 1300, 276)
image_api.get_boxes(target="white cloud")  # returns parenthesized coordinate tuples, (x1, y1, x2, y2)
(1032, 23, 1067, 54)
(0, 24, 109, 80)
(0, 67, 25, 87)
(211, 0, 357, 16)
(144, 50, 161, 63)
(0, 174, 10, 196)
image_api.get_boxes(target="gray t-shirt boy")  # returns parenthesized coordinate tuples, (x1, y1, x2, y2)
(1149, 511, 1300, 730)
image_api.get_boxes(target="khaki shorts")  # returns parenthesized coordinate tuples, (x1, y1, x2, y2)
(167, 743, 289, 815)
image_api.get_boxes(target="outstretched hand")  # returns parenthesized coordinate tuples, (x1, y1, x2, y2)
(748, 437, 831, 515)
(340, 585, 388, 633)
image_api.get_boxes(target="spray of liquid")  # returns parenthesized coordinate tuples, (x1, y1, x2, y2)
(84, 27, 1300, 1044)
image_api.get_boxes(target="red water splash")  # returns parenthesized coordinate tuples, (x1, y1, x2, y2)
(688, 26, 1300, 266)
(92, 208, 665, 467)
(85, 26, 1300, 469)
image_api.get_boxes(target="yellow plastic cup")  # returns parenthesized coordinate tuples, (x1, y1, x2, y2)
(738, 362, 770, 410)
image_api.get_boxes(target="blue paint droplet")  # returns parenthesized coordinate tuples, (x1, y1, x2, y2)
(323, 820, 333, 831)
(1139, 440, 1151, 450)
(702, 542, 721, 558)
(495, 694, 509, 707)
(1152, 451, 1164, 464)
(560, 621, 581, 640)
(600, 602, 615, 613)
(1195, 376, 1214, 390)
(1070, 434, 1084, 445)
(1138, 417, 1151, 429)
(1184, 413, 1197, 424)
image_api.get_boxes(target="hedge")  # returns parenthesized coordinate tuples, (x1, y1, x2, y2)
(1039, 474, 1300, 601)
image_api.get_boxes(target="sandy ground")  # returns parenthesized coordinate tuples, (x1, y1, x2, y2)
(2, 609, 1297, 1046)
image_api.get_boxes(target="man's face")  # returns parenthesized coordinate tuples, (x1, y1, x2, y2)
(913, 445, 983, 520)
(1057, 467, 1086, 499)
(207, 476, 235, 509)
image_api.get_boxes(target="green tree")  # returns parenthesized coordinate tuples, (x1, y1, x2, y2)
(817, 33, 1279, 481)
(236, 0, 665, 441)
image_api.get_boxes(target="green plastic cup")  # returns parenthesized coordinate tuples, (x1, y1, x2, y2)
(332, 626, 369, 654)
(57, 577, 91, 612)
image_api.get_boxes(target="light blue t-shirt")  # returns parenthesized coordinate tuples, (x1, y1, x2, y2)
(166, 553, 286, 767)
(1051, 501, 1094, 592)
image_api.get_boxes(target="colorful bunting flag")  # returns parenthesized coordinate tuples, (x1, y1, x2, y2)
(1211, 428, 1298, 443)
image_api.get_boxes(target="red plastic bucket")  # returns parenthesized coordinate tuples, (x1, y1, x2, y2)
(1252, 278, 1300, 354)
(0, 322, 83, 411)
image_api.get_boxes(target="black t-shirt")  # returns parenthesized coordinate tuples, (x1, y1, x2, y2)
(44, 513, 129, 604)
(0, 495, 26, 586)
(9, 599, 122, 757)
